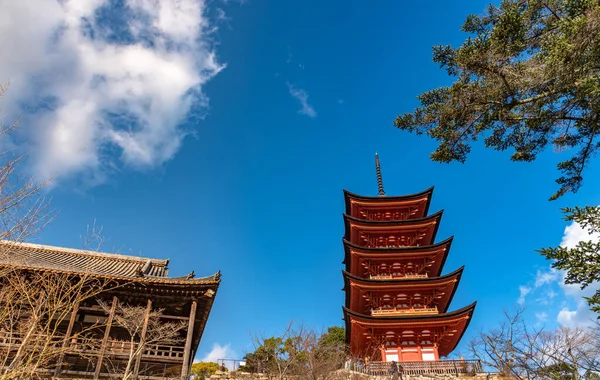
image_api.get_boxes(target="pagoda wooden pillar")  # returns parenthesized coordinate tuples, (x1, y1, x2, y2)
(132, 299, 152, 380)
(94, 296, 118, 379)
(54, 301, 80, 376)
(181, 300, 197, 380)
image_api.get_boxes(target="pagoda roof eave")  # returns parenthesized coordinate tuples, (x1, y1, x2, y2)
(343, 209, 443, 227)
(342, 265, 464, 287)
(343, 301, 476, 322)
(343, 302, 476, 357)
(443, 270, 462, 313)
(343, 187, 434, 215)
(343, 236, 453, 254)
(445, 304, 476, 356)
(342, 237, 453, 277)
(342, 266, 464, 312)
(343, 210, 444, 245)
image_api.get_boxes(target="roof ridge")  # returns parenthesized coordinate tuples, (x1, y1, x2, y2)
(343, 186, 435, 200)
(0, 262, 221, 285)
(0, 240, 169, 266)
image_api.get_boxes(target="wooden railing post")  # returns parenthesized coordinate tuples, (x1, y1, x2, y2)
(180, 300, 197, 380)
(94, 296, 118, 379)
(54, 301, 79, 376)
(132, 299, 152, 380)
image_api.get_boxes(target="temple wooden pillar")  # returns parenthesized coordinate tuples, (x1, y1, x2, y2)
(54, 301, 80, 376)
(180, 300, 197, 380)
(94, 296, 118, 379)
(132, 299, 152, 380)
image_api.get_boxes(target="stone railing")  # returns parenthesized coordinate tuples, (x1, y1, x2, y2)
(352, 359, 483, 376)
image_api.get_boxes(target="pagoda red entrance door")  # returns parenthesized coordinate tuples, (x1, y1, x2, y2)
(381, 346, 440, 362)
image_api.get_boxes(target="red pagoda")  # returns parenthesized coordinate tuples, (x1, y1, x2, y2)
(342, 154, 475, 362)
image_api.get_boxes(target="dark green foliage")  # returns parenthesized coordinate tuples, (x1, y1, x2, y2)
(318, 326, 346, 348)
(539, 206, 600, 313)
(240, 336, 287, 373)
(394, 0, 600, 201)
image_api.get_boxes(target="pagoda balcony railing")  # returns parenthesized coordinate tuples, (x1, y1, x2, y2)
(371, 306, 438, 316)
(0, 331, 185, 361)
(369, 273, 428, 280)
(357, 207, 419, 221)
(352, 359, 483, 376)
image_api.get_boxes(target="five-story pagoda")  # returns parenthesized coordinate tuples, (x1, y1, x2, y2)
(342, 154, 475, 362)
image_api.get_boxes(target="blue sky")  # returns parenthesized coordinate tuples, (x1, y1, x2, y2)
(2, 0, 600, 362)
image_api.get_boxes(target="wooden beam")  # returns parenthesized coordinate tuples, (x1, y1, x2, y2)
(132, 299, 152, 380)
(54, 301, 80, 376)
(78, 306, 106, 312)
(159, 314, 189, 321)
(94, 296, 118, 379)
(180, 300, 197, 380)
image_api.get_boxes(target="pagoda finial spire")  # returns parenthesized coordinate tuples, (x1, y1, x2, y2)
(375, 153, 385, 196)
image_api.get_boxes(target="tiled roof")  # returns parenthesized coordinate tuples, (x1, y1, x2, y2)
(0, 240, 220, 284)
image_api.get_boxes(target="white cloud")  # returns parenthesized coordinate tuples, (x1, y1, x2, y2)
(535, 288, 558, 305)
(518, 285, 531, 305)
(560, 218, 600, 248)
(554, 212, 600, 327)
(0, 0, 224, 184)
(517, 211, 599, 327)
(555, 271, 599, 328)
(287, 83, 317, 118)
(535, 311, 548, 323)
(200, 343, 237, 363)
(535, 268, 558, 287)
(557, 302, 596, 327)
